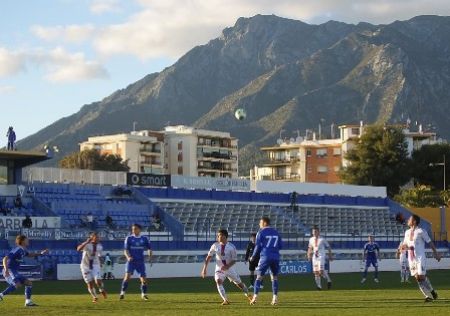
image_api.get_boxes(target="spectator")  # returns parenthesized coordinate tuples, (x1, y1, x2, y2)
(153, 214, 162, 231)
(14, 194, 23, 209)
(22, 215, 32, 228)
(6, 126, 16, 151)
(105, 214, 116, 229)
(102, 253, 114, 280)
(86, 212, 96, 230)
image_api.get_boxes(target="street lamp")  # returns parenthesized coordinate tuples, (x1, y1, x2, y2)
(429, 155, 446, 191)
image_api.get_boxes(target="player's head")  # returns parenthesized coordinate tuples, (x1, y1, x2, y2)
(408, 214, 420, 227)
(250, 233, 256, 242)
(90, 232, 99, 243)
(131, 223, 142, 235)
(259, 216, 271, 228)
(312, 225, 320, 237)
(368, 235, 374, 242)
(15, 234, 29, 247)
(217, 229, 229, 243)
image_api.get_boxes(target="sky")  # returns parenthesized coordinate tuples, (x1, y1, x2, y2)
(1, 0, 450, 142)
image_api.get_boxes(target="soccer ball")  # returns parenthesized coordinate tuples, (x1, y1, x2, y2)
(234, 108, 247, 120)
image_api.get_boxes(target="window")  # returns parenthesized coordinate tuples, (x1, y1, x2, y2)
(316, 148, 327, 157)
(306, 149, 312, 157)
(351, 127, 360, 136)
(177, 152, 183, 162)
(317, 166, 328, 173)
(307, 166, 312, 174)
(333, 148, 341, 156)
(178, 141, 183, 150)
(178, 166, 183, 175)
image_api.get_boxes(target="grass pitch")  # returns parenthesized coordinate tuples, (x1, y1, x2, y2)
(0, 271, 449, 316)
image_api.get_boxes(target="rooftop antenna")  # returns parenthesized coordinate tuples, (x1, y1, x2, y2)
(133, 121, 138, 132)
(331, 123, 336, 139)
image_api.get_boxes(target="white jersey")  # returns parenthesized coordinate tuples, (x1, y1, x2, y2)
(308, 237, 329, 257)
(80, 243, 103, 270)
(208, 242, 238, 272)
(403, 227, 431, 259)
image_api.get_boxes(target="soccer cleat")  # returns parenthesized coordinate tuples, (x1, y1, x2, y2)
(431, 290, 438, 300)
(92, 297, 98, 303)
(360, 278, 366, 284)
(271, 296, 278, 306)
(316, 287, 322, 291)
(221, 300, 230, 305)
(119, 294, 125, 300)
(424, 297, 433, 303)
(142, 295, 149, 301)
(101, 290, 107, 299)
(244, 293, 252, 302)
(374, 278, 379, 283)
(249, 297, 257, 305)
(25, 301, 38, 307)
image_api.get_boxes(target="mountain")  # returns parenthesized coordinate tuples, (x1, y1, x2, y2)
(18, 14, 450, 174)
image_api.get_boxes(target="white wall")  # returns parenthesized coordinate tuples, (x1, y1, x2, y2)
(57, 258, 450, 280)
(253, 181, 387, 198)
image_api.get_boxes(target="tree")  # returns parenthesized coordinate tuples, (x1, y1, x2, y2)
(340, 124, 411, 196)
(59, 149, 130, 172)
(411, 144, 450, 191)
(394, 185, 443, 208)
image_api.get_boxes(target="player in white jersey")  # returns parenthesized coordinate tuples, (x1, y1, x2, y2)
(307, 226, 333, 290)
(402, 215, 441, 302)
(396, 242, 410, 283)
(77, 232, 107, 303)
(201, 229, 250, 305)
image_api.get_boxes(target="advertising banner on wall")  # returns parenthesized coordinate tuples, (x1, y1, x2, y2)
(0, 216, 61, 230)
(127, 173, 171, 187)
(171, 175, 251, 191)
(279, 261, 312, 274)
(0, 265, 43, 281)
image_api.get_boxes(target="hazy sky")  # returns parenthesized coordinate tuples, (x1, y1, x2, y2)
(1, 0, 450, 142)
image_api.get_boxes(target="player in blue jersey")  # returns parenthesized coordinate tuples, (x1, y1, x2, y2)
(249, 216, 282, 306)
(0, 235, 48, 307)
(119, 224, 153, 301)
(361, 235, 381, 283)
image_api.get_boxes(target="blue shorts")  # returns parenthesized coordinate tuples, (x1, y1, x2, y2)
(366, 257, 378, 268)
(125, 261, 146, 277)
(2, 269, 27, 285)
(256, 258, 280, 276)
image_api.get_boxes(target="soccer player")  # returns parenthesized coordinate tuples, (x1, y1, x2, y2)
(396, 242, 410, 283)
(120, 224, 152, 301)
(250, 216, 282, 306)
(77, 232, 107, 302)
(245, 233, 262, 289)
(402, 215, 441, 302)
(361, 235, 381, 283)
(0, 235, 48, 306)
(201, 229, 250, 305)
(307, 226, 333, 290)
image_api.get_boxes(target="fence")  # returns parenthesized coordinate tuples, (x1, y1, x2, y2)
(23, 167, 126, 185)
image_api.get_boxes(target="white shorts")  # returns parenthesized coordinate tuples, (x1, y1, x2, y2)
(214, 268, 242, 284)
(312, 255, 326, 272)
(409, 256, 426, 276)
(81, 265, 101, 283)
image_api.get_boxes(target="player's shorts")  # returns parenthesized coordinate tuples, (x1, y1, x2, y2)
(399, 256, 409, 270)
(409, 256, 426, 276)
(365, 257, 378, 268)
(256, 257, 280, 277)
(312, 255, 326, 272)
(125, 260, 146, 277)
(214, 268, 242, 284)
(81, 264, 101, 283)
(249, 259, 259, 272)
(2, 269, 27, 285)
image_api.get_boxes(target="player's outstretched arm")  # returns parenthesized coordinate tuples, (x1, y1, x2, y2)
(201, 255, 212, 278)
(429, 241, 441, 261)
(77, 237, 92, 252)
(307, 246, 312, 261)
(28, 249, 49, 258)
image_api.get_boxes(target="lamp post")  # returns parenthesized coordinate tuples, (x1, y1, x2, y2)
(429, 154, 446, 191)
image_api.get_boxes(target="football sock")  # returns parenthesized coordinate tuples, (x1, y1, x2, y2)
(363, 268, 368, 278)
(315, 275, 321, 288)
(254, 279, 262, 295)
(88, 287, 97, 298)
(374, 267, 379, 279)
(2, 284, 16, 296)
(418, 280, 432, 298)
(250, 273, 255, 286)
(240, 283, 249, 295)
(141, 283, 148, 295)
(25, 286, 32, 300)
(216, 284, 228, 301)
(120, 281, 128, 294)
(323, 271, 332, 282)
(423, 278, 434, 292)
(272, 279, 279, 296)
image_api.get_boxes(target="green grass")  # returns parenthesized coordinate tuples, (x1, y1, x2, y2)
(1, 271, 449, 316)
